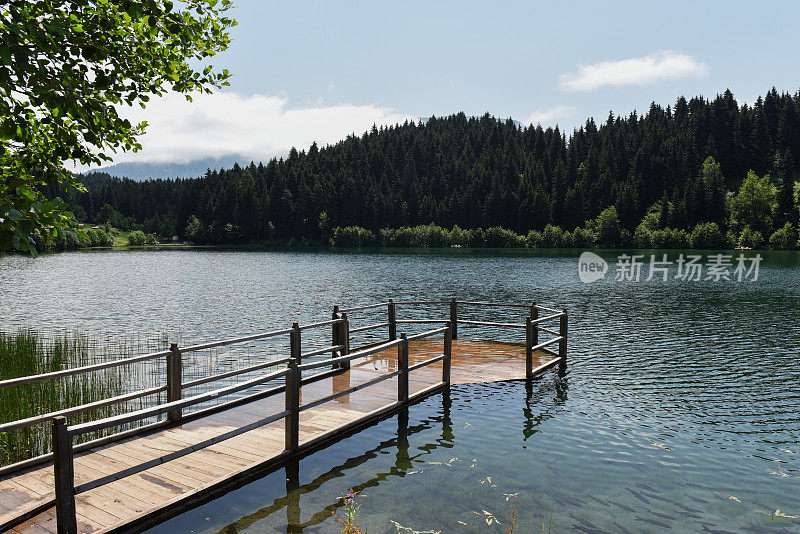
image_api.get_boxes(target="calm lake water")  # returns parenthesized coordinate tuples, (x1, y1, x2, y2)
(2, 248, 800, 532)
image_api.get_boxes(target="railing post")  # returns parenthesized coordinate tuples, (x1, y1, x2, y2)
(284, 357, 300, 452)
(53, 416, 77, 534)
(332, 306, 340, 352)
(449, 297, 458, 340)
(388, 299, 397, 340)
(398, 333, 409, 403)
(443, 323, 452, 386)
(559, 310, 568, 359)
(331, 307, 341, 367)
(531, 302, 538, 348)
(340, 313, 350, 369)
(291, 322, 301, 362)
(525, 316, 533, 379)
(167, 343, 182, 423)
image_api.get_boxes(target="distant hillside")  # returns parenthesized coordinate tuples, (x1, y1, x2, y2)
(68, 89, 800, 248)
(89, 155, 256, 181)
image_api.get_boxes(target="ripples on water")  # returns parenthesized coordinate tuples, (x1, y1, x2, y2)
(2, 248, 800, 532)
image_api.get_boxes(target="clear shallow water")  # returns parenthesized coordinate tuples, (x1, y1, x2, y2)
(2, 248, 800, 532)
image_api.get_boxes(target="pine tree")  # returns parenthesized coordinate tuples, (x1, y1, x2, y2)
(775, 149, 797, 228)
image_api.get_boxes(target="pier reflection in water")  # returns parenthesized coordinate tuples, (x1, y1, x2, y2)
(147, 367, 567, 534)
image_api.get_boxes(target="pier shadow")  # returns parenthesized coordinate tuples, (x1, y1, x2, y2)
(213, 399, 454, 533)
(209, 371, 566, 533)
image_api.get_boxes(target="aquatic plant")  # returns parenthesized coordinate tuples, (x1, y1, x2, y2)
(333, 492, 367, 533)
(505, 494, 517, 533)
(0, 329, 167, 465)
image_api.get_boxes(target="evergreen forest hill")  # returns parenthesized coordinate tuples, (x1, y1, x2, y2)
(49, 87, 800, 252)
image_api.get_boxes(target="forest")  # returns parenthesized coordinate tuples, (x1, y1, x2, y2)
(51, 87, 800, 250)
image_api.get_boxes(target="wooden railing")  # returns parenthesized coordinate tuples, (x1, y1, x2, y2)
(49, 325, 452, 534)
(0, 320, 342, 476)
(339, 298, 567, 379)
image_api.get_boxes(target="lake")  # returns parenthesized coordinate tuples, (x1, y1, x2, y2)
(2, 248, 800, 532)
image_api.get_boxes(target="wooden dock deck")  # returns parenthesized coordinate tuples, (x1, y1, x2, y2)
(0, 300, 568, 534)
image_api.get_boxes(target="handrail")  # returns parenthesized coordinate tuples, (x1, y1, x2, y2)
(535, 304, 562, 314)
(395, 319, 448, 324)
(300, 344, 345, 358)
(297, 338, 404, 371)
(531, 336, 563, 351)
(456, 301, 531, 308)
(391, 300, 450, 305)
(338, 302, 390, 313)
(297, 318, 345, 331)
(530, 312, 563, 324)
(405, 326, 449, 342)
(349, 322, 389, 334)
(181, 357, 292, 390)
(0, 326, 296, 390)
(536, 326, 560, 336)
(458, 320, 525, 328)
(0, 385, 168, 433)
(407, 354, 445, 373)
(69, 367, 289, 436)
(180, 327, 294, 353)
(0, 349, 171, 389)
(298, 370, 402, 412)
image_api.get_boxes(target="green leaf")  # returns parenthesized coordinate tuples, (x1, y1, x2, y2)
(6, 209, 24, 221)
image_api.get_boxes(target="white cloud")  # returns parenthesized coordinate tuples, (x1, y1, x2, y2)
(559, 50, 707, 92)
(523, 105, 577, 126)
(80, 92, 414, 168)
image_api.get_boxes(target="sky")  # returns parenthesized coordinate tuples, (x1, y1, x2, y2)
(93, 0, 800, 169)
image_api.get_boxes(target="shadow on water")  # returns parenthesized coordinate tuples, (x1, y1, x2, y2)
(523, 360, 568, 443)
(200, 371, 567, 533)
(216, 399, 454, 533)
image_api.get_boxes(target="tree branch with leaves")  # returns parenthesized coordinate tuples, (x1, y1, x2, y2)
(0, 0, 236, 255)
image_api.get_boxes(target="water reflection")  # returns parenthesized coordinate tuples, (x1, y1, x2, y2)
(213, 398, 455, 533)
(523, 361, 568, 442)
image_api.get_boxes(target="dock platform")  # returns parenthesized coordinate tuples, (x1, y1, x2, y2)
(0, 300, 568, 533)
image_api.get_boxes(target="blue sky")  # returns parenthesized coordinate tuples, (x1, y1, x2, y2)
(104, 0, 800, 167)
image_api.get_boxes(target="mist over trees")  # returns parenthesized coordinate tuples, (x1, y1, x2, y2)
(66, 87, 800, 249)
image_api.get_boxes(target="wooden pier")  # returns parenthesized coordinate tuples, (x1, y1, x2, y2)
(0, 300, 568, 534)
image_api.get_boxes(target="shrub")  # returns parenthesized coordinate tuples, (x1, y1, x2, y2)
(634, 223, 653, 248)
(448, 225, 469, 247)
(467, 227, 485, 247)
(95, 230, 113, 246)
(484, 226, 525, 248)
(88, 229, 100, 247)
(76, 230, 90, 248)
(185, 215, 209, 244)
(569, 227, 594, 248)
(525, 230, 543, 248)
(769, 223, 798, 250)
(64, 229, 80, 249)
(541, 224, 566, 248)
(738, 226, 764, 249)
(331, 226, 377, 247)
(127, 230, 156, 246)
(651, 228, 690, 249)
(689, 222, 725, 249)
(594, 206, 622, 247)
